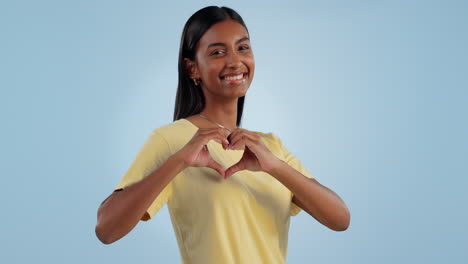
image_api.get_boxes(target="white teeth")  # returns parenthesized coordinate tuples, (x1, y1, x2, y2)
(224, 74, 244, 81)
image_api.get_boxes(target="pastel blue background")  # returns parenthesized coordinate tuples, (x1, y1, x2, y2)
(1, 0, 466, 263)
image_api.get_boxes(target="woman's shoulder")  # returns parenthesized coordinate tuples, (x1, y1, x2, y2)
(152, 119, 195, 135)
(153, 119, 187, 134)
(146, 119, 197, 146)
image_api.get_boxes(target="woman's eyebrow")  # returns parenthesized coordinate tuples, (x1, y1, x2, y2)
(206, 37, 250, 49)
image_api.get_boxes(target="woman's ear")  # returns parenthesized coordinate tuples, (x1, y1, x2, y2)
(184, 58, 199, 79)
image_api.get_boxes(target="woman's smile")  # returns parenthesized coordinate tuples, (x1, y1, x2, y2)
(220, 72, 248, 85)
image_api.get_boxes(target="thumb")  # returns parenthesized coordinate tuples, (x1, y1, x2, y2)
(207, 159, 225, 178)
(225, 160, 246, 179)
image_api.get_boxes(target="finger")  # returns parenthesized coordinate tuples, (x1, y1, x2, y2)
(207, 159, 225, 178)
(198, 130, 230, 148)
(228, 130, 246, 150)
(230, 131, 258, 150)
(209, 128, 230, 147)
(210, 134, 229, 149)
(234, 137, 265, 158)
(241, 136, 264, 154)
(229, 136, 245, 150)
(225, 160, 246, 179)
(216, 128, 231, 149)
(226, 128, 238, 142)
(200, 127, 230, 138)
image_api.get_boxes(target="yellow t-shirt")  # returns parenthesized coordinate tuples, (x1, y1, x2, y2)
(115, 119, 314, 264)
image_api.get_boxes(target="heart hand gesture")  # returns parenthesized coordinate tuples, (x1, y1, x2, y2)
(224, 129, 281, 179)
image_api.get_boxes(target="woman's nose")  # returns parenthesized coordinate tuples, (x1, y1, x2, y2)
(225, 51, 241, 67)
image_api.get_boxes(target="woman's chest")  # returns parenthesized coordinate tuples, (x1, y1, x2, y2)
(168, 142, 291, 217)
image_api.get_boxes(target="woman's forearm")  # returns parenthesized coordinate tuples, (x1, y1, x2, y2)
(268, 160, 350, 231)
(95, 154, 187, 244)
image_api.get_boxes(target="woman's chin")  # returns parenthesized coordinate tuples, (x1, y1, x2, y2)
(232, 88, 249, 98)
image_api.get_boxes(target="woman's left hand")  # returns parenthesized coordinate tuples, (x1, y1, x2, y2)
(224, 128, 281, 179)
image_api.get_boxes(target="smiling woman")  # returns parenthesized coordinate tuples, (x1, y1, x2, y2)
(95, 6, 350, 264)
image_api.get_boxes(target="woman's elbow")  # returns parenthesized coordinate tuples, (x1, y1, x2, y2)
(338, 211, 351, 231)
(330, 208, 351, 232)
(95, 223, 114, 245)
(95, 214, 123, 245)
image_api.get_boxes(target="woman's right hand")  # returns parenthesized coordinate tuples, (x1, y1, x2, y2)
(174, 127, 230, 177)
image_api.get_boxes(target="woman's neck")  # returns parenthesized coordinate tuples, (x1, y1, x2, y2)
(199, 99, 238, 130)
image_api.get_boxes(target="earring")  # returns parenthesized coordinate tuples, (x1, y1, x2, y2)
(193, 78, 199, 86)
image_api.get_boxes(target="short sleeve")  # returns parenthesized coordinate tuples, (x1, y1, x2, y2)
(114, 130, 174, 221)
(272, 134, 315, 216)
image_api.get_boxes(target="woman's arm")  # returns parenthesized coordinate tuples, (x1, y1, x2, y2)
(96, 127, 230, 244)
(268, 161, 350, 231)
(95, 154, 186, 244)
(223, 129, 350, 231)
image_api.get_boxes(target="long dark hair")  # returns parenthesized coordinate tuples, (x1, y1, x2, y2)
(173, 6, 249, 126)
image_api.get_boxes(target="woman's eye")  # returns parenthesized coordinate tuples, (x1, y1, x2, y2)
(211, 50, 225, 56)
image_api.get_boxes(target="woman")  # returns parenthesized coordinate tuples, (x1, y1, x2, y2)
(96, 6, 350, 264)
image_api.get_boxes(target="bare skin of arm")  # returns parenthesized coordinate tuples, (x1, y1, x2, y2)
(271, 163, 350, 231)
(224, 129, 350, 231)
(95, 127, 229, 244)
(95, 155, 186, 244)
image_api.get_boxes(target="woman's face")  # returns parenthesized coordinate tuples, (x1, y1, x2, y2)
(188, 19, 255, 100)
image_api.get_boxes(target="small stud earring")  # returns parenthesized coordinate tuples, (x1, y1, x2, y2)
(193, 79, 199, 86)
